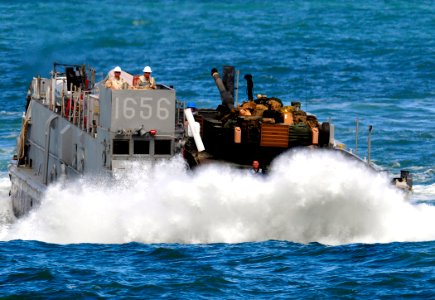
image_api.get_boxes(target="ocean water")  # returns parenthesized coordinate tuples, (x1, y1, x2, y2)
(0, 0, 434, 298)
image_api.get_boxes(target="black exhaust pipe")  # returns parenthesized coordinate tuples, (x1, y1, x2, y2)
(211, 68, 234, 110)
(244, 74, 253, 100)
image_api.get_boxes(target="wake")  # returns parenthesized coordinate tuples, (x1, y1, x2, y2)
(1, 151, 434, 245)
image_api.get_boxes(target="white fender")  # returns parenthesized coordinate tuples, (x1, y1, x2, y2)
(184, 108, 205, 152)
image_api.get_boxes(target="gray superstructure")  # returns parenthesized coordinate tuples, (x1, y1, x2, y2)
(9, 64, 184, 217)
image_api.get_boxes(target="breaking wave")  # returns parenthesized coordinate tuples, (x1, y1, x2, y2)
(1, 151, 434, 245)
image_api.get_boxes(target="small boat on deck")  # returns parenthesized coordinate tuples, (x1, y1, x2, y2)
(8, 63, 412, 218)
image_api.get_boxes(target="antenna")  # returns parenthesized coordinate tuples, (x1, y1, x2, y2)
(355, 118, 359, 156)
(304, 55, 308, 111)
(367, 125, 373, 165)
(235, 69, 240, 107)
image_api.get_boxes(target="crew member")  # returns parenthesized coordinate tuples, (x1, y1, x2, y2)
(250, 160, 263, 175)
(137, 66, 156, 89)
(105, 66, 127, 90)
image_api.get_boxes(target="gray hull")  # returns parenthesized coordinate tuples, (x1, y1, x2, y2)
(9, 164, 45, 217)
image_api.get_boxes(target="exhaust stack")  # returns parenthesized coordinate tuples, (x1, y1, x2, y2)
(244, 74, 253, 100)
(211, 68, 234, 110)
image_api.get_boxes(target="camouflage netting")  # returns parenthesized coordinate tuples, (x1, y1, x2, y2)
(235, 96, 318, 125)
(216, 95, 322, 147)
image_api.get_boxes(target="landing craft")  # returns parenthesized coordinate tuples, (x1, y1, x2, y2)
(8, 63, 412, 218)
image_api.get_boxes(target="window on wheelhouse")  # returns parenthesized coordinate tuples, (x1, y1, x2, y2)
(134, 140, 150, 154)
(113, 140, 129, 155)
(154, 140, 172, 155)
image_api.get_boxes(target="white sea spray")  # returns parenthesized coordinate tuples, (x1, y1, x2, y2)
(1, 151, 434, 245)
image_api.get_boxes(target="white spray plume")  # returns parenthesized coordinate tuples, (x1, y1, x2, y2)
(0, 151, 434, 245)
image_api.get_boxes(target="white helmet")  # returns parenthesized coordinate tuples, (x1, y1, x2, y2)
(143, 66, 152, 73)
(113, 66, 122, 72)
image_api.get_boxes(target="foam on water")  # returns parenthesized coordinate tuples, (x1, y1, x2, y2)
(0, 177, 15, 226)
(0, 151, 434, 245)
(412, 183, 435, 202)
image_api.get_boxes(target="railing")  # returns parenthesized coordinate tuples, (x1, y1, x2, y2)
(34, 75, 100, 137)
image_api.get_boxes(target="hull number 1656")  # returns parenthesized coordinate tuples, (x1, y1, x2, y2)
(114, 97, 171, 120)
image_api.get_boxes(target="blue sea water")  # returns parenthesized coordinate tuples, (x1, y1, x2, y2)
(0, 0, 434, 298)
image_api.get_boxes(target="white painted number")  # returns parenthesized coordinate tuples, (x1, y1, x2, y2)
(115, 96, 172, 120)
(140, 97, 153, 119)
(124, 98, 136, 119)
(157, 98, 170, 120)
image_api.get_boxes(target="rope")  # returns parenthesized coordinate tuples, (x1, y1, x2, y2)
(18, 119, 29, 160)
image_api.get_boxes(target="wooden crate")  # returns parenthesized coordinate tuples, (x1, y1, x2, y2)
(260, 123, 289, 148)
